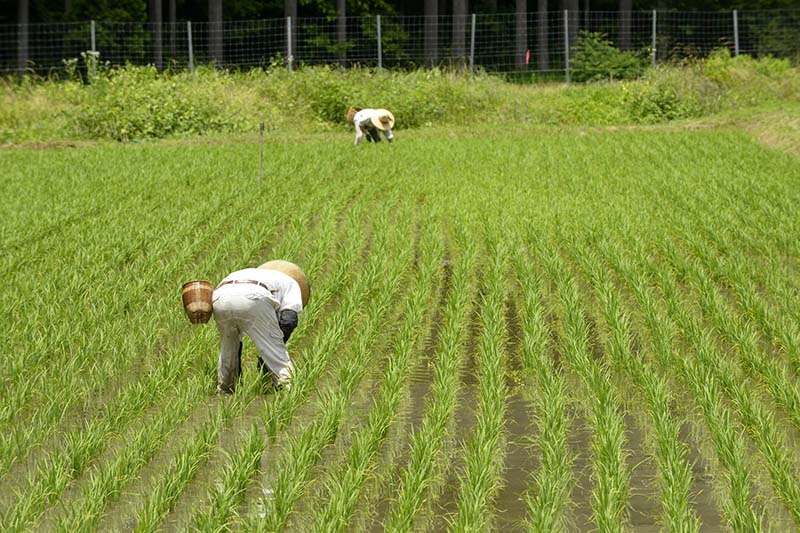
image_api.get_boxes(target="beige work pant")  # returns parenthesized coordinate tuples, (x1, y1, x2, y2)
(212, 284, 295, 393)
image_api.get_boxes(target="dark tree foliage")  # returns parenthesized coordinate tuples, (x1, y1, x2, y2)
(4, 0, 797, 24)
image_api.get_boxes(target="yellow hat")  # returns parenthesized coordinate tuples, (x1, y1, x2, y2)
(258, 260, 310, 307)
(370, 109, 395, 130)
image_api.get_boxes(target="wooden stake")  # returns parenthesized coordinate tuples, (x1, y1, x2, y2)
(259, 121, 265, 186)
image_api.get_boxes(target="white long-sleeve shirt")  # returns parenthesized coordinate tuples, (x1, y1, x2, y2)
(217, 268, 303, 314)
(353, 108, 394, 145)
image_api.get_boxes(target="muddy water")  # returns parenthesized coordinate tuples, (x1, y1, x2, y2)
(624, 413, 662, 532)
(566, 409, 597, 531)
(494, 393, 540, 530)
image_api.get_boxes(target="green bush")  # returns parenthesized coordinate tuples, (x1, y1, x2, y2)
(72, 64, 253, 141)
(570, 31, 648, 83)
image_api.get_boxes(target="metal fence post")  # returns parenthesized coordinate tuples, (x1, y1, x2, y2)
(733, 10, 739, 56)
(469, 13, 476, 74)
(377, 15, 382, 70)
(187, 21, 194, 72)
(651, 10, 657, 68)
(90, 20, 96, 52)
(89, 20, 97, 80)
(287, 16, 293, 72)
(564, 10, 570, 83)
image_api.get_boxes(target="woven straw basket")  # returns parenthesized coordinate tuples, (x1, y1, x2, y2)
(181, 280, 214, 324)
(258, 260, 310, 307)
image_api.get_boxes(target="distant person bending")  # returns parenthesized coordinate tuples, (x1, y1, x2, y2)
(347, 107, 395, 146)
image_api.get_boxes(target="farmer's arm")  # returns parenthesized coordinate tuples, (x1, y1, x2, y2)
(385, 128, 393, 143)
(278, 281, 303, 342)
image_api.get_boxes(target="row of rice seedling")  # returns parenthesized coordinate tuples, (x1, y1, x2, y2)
(656, 240, 800, 527)
(0, 151, 230, 389)
(132, 400, 229, 532)
(622, 238, 765, 531)
(0, 329, 213, 532)
(55, 375, 209, 531)
(4, 126, 800, 529)
(305, 215, 443, 532)
(532, 233, 631, 531)
(384, 226, 479, 532)
(574, 238, 700, 532)
(452, 230, 510, 531)
(0, 146, 291, 432)
(183, 202, 391, 532)
(509, 240, 574, 532)
(641, 142, 799, 324)
(260, 198, 403, 440)
(679, 226, 800, 376)
(240, 206, 415, 532)
(675, 233, 800, 430)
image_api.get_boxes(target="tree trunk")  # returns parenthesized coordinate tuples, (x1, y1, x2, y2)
(285, 0, 297, 61)
(424, 0, 438, 67)
(337, 0, 346, 64)
(537, 0, 547, 70)
(515, 0, 527, 71)
(169, 0, 175, 60)
(17, 0, 28, 76)
(208, 0, 223, 66)
(584, 0, 589, 28)
(151, 0, 163, 70)
(451, 0, 467, 66)
(619, 0, 631, 50)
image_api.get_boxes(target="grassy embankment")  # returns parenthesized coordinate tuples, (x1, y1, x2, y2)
(1, 49, 799, 145)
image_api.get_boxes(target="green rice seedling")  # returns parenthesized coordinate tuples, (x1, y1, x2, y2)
(510, 242, 574, 533)
(0, 197, 247, 473)
(576, 239, 699, 533)
(192, 426, 265, 531)
(657, 240, 800, 527)
(385, 228, 479, 532)
(260, 201, 397, 440)
(133, 415, 222, 533)
(307, 217, 443, 532)
(242, 219, 413, 532)
(619, 238, 765, 531)
(57, 377, 206, 531)
(0, 180, 341, 530)
(677, 232, 800, 414)
(532, 234, 631, 532)
(189, 202, 409, 531)
(452, 233, 510, 532)
(0, 330, 218, 532)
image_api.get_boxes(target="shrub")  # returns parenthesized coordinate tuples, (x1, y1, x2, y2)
(570, 31, 649, 83)
(72, 64, 254, 141)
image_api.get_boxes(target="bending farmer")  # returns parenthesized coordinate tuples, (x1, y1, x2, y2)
(348, 107, 395, 146)
(212, 262, 308, 394)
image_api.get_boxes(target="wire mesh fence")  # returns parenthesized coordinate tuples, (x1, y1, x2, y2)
(1, 9, 798, 77)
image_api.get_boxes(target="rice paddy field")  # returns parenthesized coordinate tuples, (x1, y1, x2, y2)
(2, 122, 800, 532)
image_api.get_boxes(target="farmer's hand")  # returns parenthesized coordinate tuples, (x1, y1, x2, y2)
(279, 309, 298, 342)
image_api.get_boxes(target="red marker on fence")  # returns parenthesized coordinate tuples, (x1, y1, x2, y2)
(525, 49, 530, 65)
